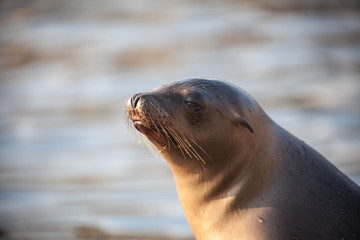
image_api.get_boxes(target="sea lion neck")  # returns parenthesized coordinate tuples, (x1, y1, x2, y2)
(164, 120, 278, 213)
(163, 125, 280, 240)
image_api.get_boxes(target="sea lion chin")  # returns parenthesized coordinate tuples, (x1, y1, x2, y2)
(126, 77, 360, 240)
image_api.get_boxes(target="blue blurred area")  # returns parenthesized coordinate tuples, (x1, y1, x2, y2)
(0, 1, 359, 239)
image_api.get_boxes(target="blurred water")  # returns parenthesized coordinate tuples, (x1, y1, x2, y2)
(0, 1, 359, 239)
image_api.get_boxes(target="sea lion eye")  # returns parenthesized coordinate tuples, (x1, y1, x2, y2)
(186, 101, 203, 112)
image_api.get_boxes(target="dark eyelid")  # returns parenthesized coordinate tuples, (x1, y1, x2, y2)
(186, 101, 203, 112)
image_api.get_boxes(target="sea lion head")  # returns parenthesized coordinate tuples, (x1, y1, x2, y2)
(126, 78, 269, 170)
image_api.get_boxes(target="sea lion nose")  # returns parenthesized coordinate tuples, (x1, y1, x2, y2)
(130, 93, 143, 109)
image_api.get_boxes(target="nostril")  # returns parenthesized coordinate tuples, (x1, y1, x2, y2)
(131, 93, 142, 109)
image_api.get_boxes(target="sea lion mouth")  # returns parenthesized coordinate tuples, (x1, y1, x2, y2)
(130, 115, 188, 153)
(131, 117, 171, 143)
(133, 120, 151, 132)
(132, 119, 158, 135)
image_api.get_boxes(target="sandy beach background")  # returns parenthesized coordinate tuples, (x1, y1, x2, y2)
(0, 0, 359, 239)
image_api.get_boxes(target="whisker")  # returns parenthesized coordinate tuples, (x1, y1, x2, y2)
(163, 115, 202, 159)
(164, 125, 180, 148)
(190, 139, 211, 164)
(169, 120, 208, 164)
(148, 104, 173, 149)
(141, 134, 158, 156)
(160, 123, 172, 149)
(167, 129, 187, 158)
(167, 124, 206, 164)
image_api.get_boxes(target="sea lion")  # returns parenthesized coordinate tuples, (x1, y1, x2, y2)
(126, 78, 360, 240)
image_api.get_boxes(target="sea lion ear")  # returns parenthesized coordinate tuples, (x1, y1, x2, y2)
(233, 117, 254, 133)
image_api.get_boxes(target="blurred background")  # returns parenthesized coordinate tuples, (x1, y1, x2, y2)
(0, 0, 359, 239)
